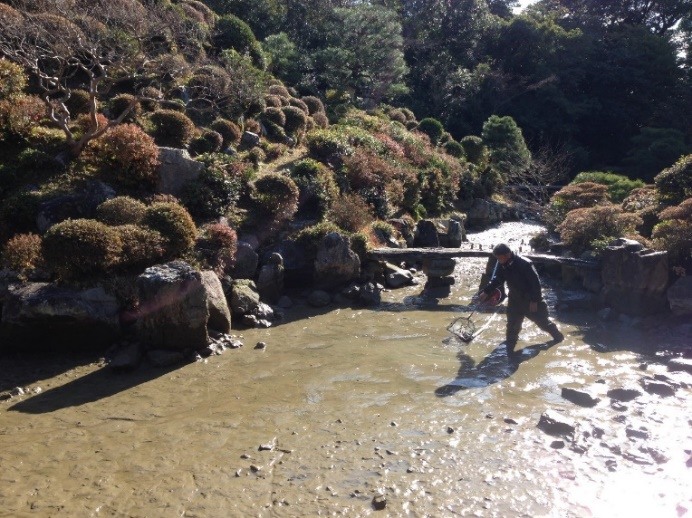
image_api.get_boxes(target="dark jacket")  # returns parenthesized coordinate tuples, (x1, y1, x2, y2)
(483, 254, 542, 303)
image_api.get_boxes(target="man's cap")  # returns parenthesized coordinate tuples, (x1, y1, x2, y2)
(492, 243, 512, 256)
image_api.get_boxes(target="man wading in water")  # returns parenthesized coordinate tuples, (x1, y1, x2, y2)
(479, 243, 564, 355)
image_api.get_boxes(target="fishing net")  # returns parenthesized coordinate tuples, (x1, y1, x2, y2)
(446, 314, 477, 342)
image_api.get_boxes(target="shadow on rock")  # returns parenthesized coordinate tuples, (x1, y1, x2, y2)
(435, 341, 556, 397)
(8, 361, 181, 414)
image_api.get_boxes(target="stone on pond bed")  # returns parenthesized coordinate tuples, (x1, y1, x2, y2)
(537, 410, 576, 437)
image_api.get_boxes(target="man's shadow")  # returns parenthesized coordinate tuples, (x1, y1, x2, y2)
(435, 341, 557, 396)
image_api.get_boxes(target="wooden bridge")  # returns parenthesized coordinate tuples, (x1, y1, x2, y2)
(368, 246, 600, 270)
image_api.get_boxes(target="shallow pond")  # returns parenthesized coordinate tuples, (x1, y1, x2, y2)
(1, 222, 690, 517)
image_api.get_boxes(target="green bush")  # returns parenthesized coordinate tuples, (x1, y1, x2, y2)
(460, 136, 489, 167)
(370, 220, 396, 245)
(109, 93, 140, 122)
(0, 58, 26, 100)
(94, 124, 160, 187)
(306, 129, 353, 161)
(213, 14, 265, 69)
(246, 146, 267, 164)
(264, 142, 288, 161)
(443, 140, 465, 158)
(149, 109, 196, 148)
(291, 159, 339, 219)
(1, 233, 43, 277)
(115, 224, 165, 271)
(42, 219, 122, 279)
(189, 129, 224, 156)
(96, 196, 147, 226)
(654, 154, 692, 206)
(294, 221, 341, 260)
(180, 165, 240, 220)
(400, 107, 415, 122)
(0, 189, 43, 238)
(250, 173, 299, 226)
(65, 89, 92, 116)
(388, 109, 407, 124)
(302, 96, 325, 115)
(142, 202, 197, 258)
(244, 118, 261, 133)
(210, 118, 242, 147)
(557, 205, 642, 254)
(417, 117, 444, 144)
(572, 171, 645, 203)
(282, 106, 308, 135)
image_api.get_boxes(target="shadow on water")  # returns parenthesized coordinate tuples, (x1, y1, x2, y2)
(435, 340, 557, 397)
(7, 361, 181, 414)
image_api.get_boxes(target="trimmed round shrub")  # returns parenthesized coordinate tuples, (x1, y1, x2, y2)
(556, 205, 642, 254)
(388, 109, 407, 124)
(0, 189, 43, 238)
(210, 118, 242, 147)
(312, 112, 329, 129)
(282, 106, 308, 135)
(196, 222, 238, 272)
(622, 185, 659, 237)
(142, 202, 197, 258)
(251, 173, 299, 225)
(544, 181, 610, 230)
(115, 224, 166, 271)
(417, 117, 444, 144)
(244, 118, 261, 133)
(96, 196, 147, 226)
(651, 203, 692, 266)
(0, 58, 26, 99)
(654, 154, 692, 206)
(572, 171, 645, 203)
(149, 109, 196, 148)
(180, 166, 240, 220)
(443, 140, 465, 158)
(109, 93, 141, 122)
(264, 94, 283, 108)
(247, 146, 266, 164)
(0, 95, 46, 140)
(95, 124, 160, 187)
(289, 97, 309, 114)
(42, 219, 122, 279)
(245, 98, 266, 118)
(268, 84, 291, 98)
(262, 107, 286, 127)
(302, 96, 325, 115)
(1, 233, 43, 277)
(65, 89, 92, 116)
(189, 129, 224, 156)
(401, 107, 416, 122)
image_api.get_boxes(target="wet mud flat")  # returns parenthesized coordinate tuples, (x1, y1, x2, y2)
(1, 222, 690, 517)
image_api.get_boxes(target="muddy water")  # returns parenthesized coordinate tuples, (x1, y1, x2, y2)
(1, 222, 690, 517)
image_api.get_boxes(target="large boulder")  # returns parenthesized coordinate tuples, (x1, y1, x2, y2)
(200, 271, 231, 333)
(1, 282, 120, 349)
(384, 262, 414, 288)
(230, 241, 259, 279)
(314, 232, 361, 290)
(136, 261, 208, 350)
(413, 220, 439, 247)
(447, 219, 464, 248)
(466, 198, 509, 229)
(156, 147, 204, 196)
(229, 279, 260, 316)
(36, 181, 115, 232)
(667, 275, 692, 316)
(600, 239, 669, 315)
